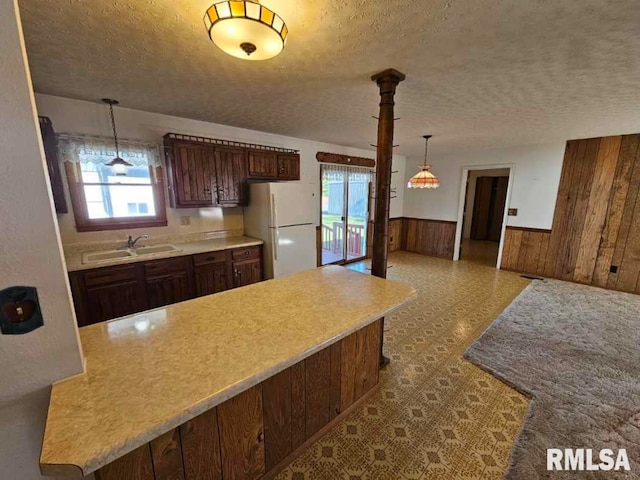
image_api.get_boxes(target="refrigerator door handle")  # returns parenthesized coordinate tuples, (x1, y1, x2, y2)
(273, 227, 279, 260)
(271, 193, 279, 260)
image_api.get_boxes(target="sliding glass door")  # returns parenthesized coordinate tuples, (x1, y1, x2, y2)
(320, 164, 372, 265)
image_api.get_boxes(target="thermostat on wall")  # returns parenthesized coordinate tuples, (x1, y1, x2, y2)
(0, 286, 43, 335)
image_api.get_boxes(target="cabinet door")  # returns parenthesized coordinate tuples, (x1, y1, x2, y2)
(85, 280, 147, 325)
(146, 271, 193, 309)
(217, 385, 265, 480)
(194, 263, 230, 297)
(214, 147, 247, 207)
(167, 141, 216, 207)
(232, 259, 262, 288)
(276, 154, 300, 180)
(39, 117, 68, 213)
(247, 151, 277, 179)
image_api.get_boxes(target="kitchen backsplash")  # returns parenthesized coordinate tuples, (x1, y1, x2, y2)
(62, 228, 245, 255)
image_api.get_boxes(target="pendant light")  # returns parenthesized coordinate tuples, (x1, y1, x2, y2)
(407, 135, 439, 189)
(203, 1, 288, 60)
(102, 99, 132, 176)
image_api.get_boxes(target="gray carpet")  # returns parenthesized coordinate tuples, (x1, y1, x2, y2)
(464, 278, 640, 479)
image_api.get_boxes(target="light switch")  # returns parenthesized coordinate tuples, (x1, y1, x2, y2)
(508, 208, 518, 216)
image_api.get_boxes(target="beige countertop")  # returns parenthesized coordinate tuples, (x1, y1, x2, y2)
(40, 266, 416, 478)
(64, 235, 263, 272)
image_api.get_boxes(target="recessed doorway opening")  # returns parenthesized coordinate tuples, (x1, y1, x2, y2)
(454, 165, 514, 268)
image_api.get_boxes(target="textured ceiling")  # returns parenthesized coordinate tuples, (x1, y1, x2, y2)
(18, 0, 640, 158)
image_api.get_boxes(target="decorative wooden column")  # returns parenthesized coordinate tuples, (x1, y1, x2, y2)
(370, 68, 405, 367)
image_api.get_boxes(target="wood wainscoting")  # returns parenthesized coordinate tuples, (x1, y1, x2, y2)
(501, 227, 552, 276)
(502, 133, 640, 294)
(402, 218, 457, 259)
(319, 217, 455, 265)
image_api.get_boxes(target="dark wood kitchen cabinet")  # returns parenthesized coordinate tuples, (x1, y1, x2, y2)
(193, 250, 231, 297)
(143, 257, 194, 309)
(213, 146, 247, 207)
(247, 150, 278, 179)
(277, 154, 301, 180)
(165, 140, 216, 208)
(232, 259, 263, 288)
(69, 264, 148, 327)
(38, 116, 68, 214)
(231, 246, 263, 288)
(69, 245, 263, 326)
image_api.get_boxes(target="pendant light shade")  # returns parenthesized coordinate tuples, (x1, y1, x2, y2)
(204, 1, 288, 60)
(407, 135, 439, 189)
(102, 99, 132, 176)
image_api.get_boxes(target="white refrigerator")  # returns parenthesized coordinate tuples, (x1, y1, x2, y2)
(244, 182, 317, 279)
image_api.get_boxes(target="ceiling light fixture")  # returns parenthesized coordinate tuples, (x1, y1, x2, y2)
(407, 135, 440, 189)
(102, 99, 132, 176)
(203, 1, 288, 61)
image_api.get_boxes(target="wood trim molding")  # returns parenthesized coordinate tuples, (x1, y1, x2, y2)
(505, 226, 552, 234)
(316, 152, 375, 168)
(402, 217, 457, 225)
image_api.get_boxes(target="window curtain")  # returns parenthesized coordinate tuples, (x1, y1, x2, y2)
(321, 163, 374, 220)
(57, 134, 162, 167)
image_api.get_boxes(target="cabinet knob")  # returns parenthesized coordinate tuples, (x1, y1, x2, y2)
(257, 431, 264, 443)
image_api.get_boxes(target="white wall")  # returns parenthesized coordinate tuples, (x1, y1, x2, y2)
(35, 94, 406, 245)
(403, 143, 566, 230)
(0, 2, 85, 479)
(463, 168, 510, 239)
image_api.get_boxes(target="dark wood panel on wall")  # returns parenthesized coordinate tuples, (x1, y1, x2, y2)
(402, 218, 457, 259)
(502, 133, 640, 295)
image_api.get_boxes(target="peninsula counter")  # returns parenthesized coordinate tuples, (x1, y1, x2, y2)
(40, 266, 416, 479)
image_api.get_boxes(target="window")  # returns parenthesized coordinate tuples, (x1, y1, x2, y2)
(58, 135, 167, 232)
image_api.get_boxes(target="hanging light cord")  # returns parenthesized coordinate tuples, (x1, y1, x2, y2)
(108, 102, 120, 158)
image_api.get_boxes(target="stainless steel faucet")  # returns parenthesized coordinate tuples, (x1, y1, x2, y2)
(127, 235, 149, 249)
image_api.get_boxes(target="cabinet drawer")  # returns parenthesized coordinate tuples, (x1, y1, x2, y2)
(143, 257, 189, 276)
(193, 250, 228, 266)
(84, 264, 139, 287)
(232, 246, 261, 260)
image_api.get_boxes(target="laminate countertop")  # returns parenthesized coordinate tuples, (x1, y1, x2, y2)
(65, 235, 264, 272)
(40, 266, 417, 478)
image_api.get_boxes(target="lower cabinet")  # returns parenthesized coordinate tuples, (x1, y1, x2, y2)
(94, 320, 382, 480)
(70, 245, 263, 326)
(144, 257, 194, 309)
(232, 259, 262, 288)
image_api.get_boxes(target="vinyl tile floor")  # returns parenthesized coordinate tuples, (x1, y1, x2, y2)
(275, 251, 531, 480)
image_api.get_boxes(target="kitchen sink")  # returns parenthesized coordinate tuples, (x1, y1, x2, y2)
(82, 250, 134, 264)
(134, 244, 182, 255)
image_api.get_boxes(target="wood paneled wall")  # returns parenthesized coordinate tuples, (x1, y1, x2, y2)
(502, 134, 640, 294)
(402, 218, 457, 259)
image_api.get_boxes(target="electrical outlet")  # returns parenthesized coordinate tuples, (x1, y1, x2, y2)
(180, 216, 191, 226)
(508, 208, 518, 216)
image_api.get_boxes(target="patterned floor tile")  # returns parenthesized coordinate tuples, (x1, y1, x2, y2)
(274, 252, 531, 480)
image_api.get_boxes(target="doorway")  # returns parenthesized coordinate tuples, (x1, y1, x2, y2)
(458, 168, 511, 267)
(320, 164, 372, 265)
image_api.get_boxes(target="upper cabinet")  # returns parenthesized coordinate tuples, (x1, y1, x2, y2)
(214, 146, 247, 206)
(247, 150, 278, 179)
(38, 117, 68, 214)
(165, 140, 216, 208)
(165, 134, 300, 209)
(277, 154, 301, 180)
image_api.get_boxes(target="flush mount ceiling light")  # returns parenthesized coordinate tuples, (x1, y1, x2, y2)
(203, 1, 288, 60)
(407, 135, 440, 189)
(102, 99, 132, 176)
